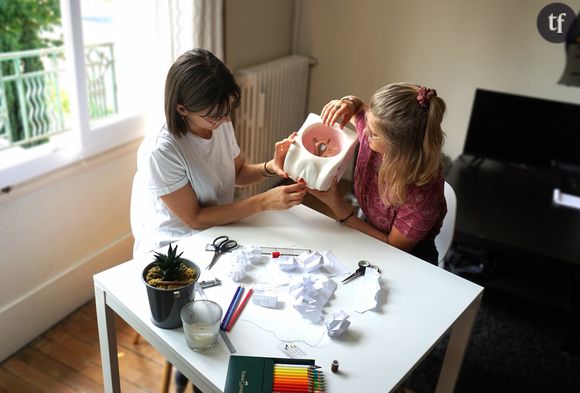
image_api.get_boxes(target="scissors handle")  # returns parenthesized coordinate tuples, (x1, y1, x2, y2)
(220, 239, 238, 252)
(213, 235, 229, 247)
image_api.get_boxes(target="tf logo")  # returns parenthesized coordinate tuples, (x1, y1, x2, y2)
(537, 3, 578, 43)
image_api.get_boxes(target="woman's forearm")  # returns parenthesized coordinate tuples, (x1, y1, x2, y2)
(235, 160, 276, 186)
(180, 194, 266, 229)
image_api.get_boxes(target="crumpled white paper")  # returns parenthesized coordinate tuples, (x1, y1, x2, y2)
(319, 250, 350, 276)
(227, 246, 265, 281)
(297, 251, 324, 272)
(353, 267, 381, 313)
(241, 245, 264, 263)
(324, 310, 351, 337)
(228, 251, 247, 282)
(289, 276, 337, 322)
(276, 255, 299, 272)
(278, 250, 348, 277)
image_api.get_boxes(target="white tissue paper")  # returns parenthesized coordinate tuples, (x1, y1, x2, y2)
(324, 310, 351, 337)
(353, 267, 381, 313)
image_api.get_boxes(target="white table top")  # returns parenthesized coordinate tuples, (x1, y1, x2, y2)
(94, 205, 483, 393)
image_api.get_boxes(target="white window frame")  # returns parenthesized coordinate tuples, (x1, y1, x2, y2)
(0, 0, 168, 190)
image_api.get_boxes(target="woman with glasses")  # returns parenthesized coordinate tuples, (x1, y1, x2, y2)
(130, 48, 305, 393)
(308, 83, 447, 264)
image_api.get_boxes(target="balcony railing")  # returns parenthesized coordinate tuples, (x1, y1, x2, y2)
(0, 43, 117, 151)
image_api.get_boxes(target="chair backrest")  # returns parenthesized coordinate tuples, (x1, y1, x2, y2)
(435, 182, 457, 267)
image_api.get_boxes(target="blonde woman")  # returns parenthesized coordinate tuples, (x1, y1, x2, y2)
(310, 83, 447, 264)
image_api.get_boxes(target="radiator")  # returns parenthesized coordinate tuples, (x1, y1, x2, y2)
(233, 55, 311, 199)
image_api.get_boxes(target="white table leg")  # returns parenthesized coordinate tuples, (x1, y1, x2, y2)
(435, 293, 482, 393)
(95, 283, 121, 393)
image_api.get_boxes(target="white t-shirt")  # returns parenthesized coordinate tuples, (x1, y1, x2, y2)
(130, 122, 241, 256)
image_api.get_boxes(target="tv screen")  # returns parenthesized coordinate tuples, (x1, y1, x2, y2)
(463, 89, 580, 169)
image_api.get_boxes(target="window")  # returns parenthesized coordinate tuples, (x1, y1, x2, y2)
(0, 0, 169, 189)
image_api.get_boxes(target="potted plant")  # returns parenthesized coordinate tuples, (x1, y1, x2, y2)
(142, 244, 200, 329)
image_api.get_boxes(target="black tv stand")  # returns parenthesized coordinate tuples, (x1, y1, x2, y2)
(446, 154, 580, 351)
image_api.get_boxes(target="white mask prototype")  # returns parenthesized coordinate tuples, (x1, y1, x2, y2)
(284, 113, 359, 191)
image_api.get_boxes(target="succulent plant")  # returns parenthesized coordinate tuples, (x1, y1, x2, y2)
(152, 243, 185, 281)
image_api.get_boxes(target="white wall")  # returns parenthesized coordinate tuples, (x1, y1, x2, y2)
(0, 141, 138, 361)
(296, 0, 580, 159)
(225, 0, 294, 71)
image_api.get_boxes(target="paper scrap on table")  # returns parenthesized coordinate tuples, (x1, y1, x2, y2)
(276, 255, 299, 271)
(324, 310, 351, 337)
(353, 267, 381, 313)
(297, 251, 323, 272)
(228, 249, 248, 281)
(227, 246, 266, 281)
(239, 245, 264, 263)
(289, 275, 337, 322)
(319, 250, 350, 276)
(252, 288, 278, 308)
(286, 250, 349, 276)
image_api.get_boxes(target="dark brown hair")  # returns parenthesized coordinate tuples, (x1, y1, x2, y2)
(164, 48, 241, 137)
(369, 82, 446, 205)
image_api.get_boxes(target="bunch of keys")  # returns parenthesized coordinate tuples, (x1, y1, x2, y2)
(341, 260, 381, 284)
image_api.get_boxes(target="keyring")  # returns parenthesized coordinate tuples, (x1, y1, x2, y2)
(358, 260, 371, 268)
(359, 260, 381, 273)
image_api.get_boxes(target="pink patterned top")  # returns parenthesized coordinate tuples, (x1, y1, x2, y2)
(353, 111, 447, 241)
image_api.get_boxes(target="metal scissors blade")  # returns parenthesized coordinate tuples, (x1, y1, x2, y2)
(342, 260, 373, 283)
(206, 251, 221, 270)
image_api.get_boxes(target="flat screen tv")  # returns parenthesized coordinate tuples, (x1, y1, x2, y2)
(463, 89, 580, 170)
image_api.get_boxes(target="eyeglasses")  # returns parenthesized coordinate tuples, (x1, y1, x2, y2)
(199, 113, 230, 125)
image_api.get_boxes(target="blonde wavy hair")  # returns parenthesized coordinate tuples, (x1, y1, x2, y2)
(368, 82, 446, 206)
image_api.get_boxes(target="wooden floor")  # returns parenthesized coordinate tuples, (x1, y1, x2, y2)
(0, 181, 354, 393)
(0, 299, 182, 393)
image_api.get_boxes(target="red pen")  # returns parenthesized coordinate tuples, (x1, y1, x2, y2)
(225, 288, 253, 331)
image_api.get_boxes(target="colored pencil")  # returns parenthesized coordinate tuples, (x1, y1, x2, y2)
(273, 371, 322, 378)
(274, 372, 321, 377)
(274, 364, 321, 369)
(274, 376, 324, 382)
(272, 361, 325, 393)
(226, 287, 253, 331)
(220, 286, 243, 331)
(274, 369, 310, 374)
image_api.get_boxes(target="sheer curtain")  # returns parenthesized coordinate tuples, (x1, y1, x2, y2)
(168, 0, 224, 61)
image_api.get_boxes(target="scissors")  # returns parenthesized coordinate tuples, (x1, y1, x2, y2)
(341, 260, 381, 284)
(206, 235, 238, 270)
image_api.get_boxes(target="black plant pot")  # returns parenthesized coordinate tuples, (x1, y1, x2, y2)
(142, 259, 200, 329)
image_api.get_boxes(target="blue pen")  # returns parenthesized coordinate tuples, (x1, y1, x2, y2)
(220, 286, 244, 331)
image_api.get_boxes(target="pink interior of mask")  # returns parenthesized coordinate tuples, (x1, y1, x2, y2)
(301, 123, 344, 158)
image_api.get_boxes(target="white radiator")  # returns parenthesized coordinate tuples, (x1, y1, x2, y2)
(233, 55, 311, 199)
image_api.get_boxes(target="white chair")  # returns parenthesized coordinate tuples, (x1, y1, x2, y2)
(435, 181, 457, 268)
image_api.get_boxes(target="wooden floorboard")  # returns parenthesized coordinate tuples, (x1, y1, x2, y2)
(0, 299, 174, 393)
